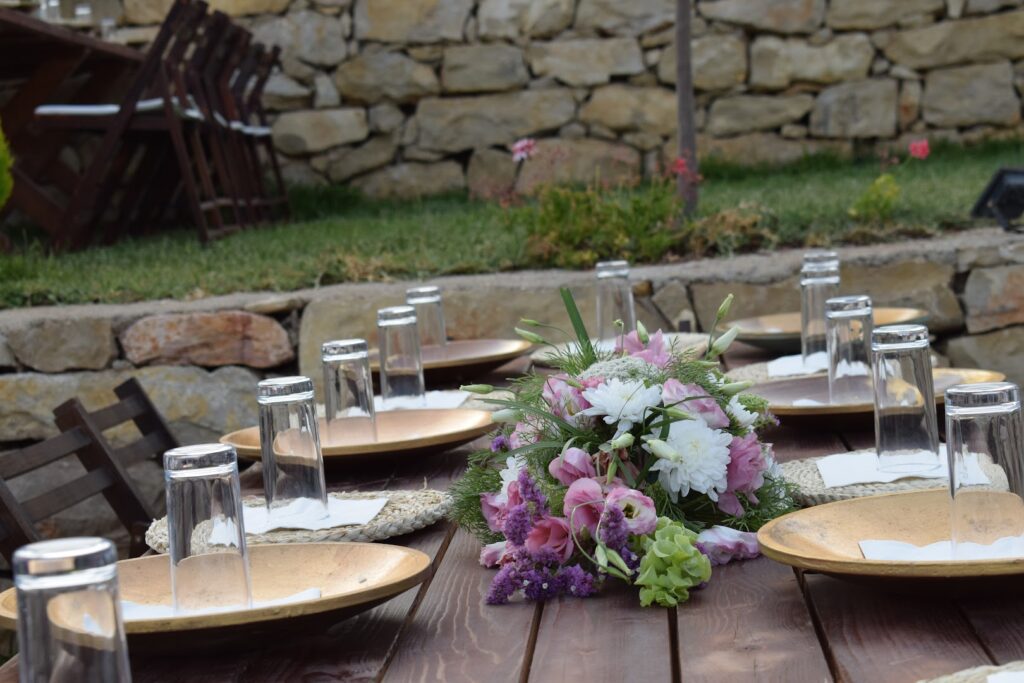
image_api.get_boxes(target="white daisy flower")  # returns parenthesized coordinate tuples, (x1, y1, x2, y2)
(644, 420, 732, 502)
(581, 378, 663, 434)
(494, 455, 526, 505)
(727, 395, 758, 430)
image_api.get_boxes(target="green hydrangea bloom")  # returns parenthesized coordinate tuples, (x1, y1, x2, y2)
(635, 517, 712, 607)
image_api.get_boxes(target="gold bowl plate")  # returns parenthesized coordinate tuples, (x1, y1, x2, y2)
(0, 542, 430, 653)
(753, 368, 1005, 417)
(720, 307, 929, 353)
(220, 408, 495, 461)
(370, 339, 532, 383)
(758, 489, 1024, 582)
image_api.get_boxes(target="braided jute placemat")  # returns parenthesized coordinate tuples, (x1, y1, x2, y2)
(920, 660, 1024, 683)
(146, 489, 451, 553)
(780, 450, 1010, 507)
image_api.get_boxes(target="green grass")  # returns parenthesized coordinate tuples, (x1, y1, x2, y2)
(1, 138, 1021, 308)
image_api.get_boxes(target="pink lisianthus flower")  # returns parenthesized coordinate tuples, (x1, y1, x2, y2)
(661, 379, 730, 429)
(563, 477, 605, 536)
(615, 330, 671, 368)
(717, 432, 767, 517)
(509, 419, 541, 449)
(511, 137, 536, 162)
(908, 138, 930, 160)
(548, 447, 597, 486)
(479, 541, 509, 567)
(604, 486, 657, 536)
(542, 374, 594, 428)
(524, 515, 574, 563)
(695, 525, 760, 566)
(481, 481, 522, 533)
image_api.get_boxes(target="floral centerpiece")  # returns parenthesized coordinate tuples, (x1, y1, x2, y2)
(451, 289, 795, 607)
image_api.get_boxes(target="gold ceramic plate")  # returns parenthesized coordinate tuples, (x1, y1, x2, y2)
(371, 339, 531, 373)
(220, 408, 495, 460)
(753, 367, 1005, 417)
(0, 543, 430, 653)
(758, 489, 1024, 579)
(720, 307, 929, 353)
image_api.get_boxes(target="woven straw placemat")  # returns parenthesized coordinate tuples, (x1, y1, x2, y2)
(146, 489, 451, 553)
(920, 661, 1024, 683)
(530, 332, 708, 367)
(780, 450, 1010, 507)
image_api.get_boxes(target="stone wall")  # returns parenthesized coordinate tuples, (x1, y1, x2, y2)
(111, 0, 1024, 197)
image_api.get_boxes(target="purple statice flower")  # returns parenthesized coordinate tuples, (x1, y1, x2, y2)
(517, 468, 548, 516)
(598, 504, 628, 550)
(503, 503, 533, 546)
(490, 435, 511, 453)
(618, 546, 640, 573)
(521, 567, 562, 601)
(558, 564, 598, 598)
(486, 564, 520, 604)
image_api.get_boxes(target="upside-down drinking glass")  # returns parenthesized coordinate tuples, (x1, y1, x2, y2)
(257, 377, 328, 519)
(377, 306, 425, 407)
(872, 324, 941, 473)
(800, 251, 840, 364)
(946, 382, 1024, 557)
(164, 443, 251, 614)
(13, 537, 131, 683)
(322, 339, 376, 443)
(595, 260, 636, 346)
(826, 295, 873, 404)
(406, 286, 447, 347)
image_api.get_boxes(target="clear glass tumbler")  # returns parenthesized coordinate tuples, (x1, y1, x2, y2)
(322, 339, 377, 443)
(406, 286, 447, 348)
(826, 295, 873, 404)
(872, 324, 941, 473)
(13, 537, 131, 683)
(596, 260, 636, 346)
(377, 306, 426, 407)
(164, 443, 251, 614)
(257, 377, 329, 519)
(800, 251, 840, 363)
(946, 382, 1024, 557)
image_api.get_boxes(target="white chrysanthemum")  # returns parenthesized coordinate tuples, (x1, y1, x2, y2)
(494, 455, 525, 505)
(580, 356, 661, 383)
(645, 420, 732, 502)
(581, 378, 663, 433)
(727, 395, 758, 430)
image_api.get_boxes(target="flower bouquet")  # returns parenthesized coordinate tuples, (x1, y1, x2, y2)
(451, 289, 795, 607)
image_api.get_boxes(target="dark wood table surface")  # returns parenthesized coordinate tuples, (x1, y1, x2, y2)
(3, 345, 1022, 682)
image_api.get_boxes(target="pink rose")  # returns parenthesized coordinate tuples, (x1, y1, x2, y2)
(479, 541, 509, 567)
(563, 477, 605, 535)
(662, 379, 729, 429)
(615, 330, 671, 368)
(524, 516, 574, 563)
(696, 526, 760, 566)
(480, 481, 522, 533)
(717, 433, 767, 517)
(605, 486, 658, 536)
(542, 374, 594, 428)
(548, 447, 597, 486)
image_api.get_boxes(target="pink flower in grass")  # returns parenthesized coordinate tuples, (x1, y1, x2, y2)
(717, 432, 768, 517)
(908, 139, 930, 160)
(479, 541, 509, 567)
(661, 379, 729, 429)
(563, 477, 605, 536)
(695, 526, 760, 566)
(512, 138, 536, 162)
(481, 481, 522, 533)
(604, 487, 657, 536)
(616, 329, 671, 368)
(525, 516, 574, 563)
(548, 447, 597, 486)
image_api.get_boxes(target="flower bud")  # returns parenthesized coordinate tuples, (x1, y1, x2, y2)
(492, 409, 520, 423)
(718, 380, 753, 396)
(663, 407, 693, 421)
(716, 294, 734, 322)
(636, 321, 649, 344)
(519, 318, 542, 327)
(609, 432, 635, 449)
(460, 384, 495, 394)
(514, 327, 547, 345)
(709, 325, 739, 356)
(643, 438, 678, 461)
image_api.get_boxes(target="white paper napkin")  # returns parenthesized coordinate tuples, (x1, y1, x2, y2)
(375, 390, 468, 411)
(240, 496, 388, 535)
(767, 351, 829, 378)
(792, 398, 826, 407)
(859, 535, 1024, 562)
(121, 587, 322, 621)
(989, 672, 1024, 683)
(815, 446, 991, 488)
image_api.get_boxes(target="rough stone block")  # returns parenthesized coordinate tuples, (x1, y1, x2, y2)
(946, 326, 1024, 385)
(354, 0, 473, 42)
(251, 11, 347, 67)
(962, 265, 1024, 333)
(7, 319, 117, 373)
(826, 0, 943, 30)
(579, 85, 677, 136)
(272, 108, 369, 156)
(922, 61, 1021, 128)
(351, 161, 465, 198)
(442, 44, 529, 93)
(707, 94, 815, 136)
(575, 0, 675, 35)
(528, 38, 644, 88)
(657, 35, 747, 91)
(514, 138, 641, 195)
(809, 79, 898, 138)
(882, 10, 1024, 69)
(467, 148, 517, 199)
(749, 34, 874, 89)
(334, 52, 440, 104)
(698, 0, 825, 34)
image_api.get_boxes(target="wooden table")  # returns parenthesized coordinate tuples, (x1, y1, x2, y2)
(2, 349, 1021, 682)
(0, 8, 141, 239)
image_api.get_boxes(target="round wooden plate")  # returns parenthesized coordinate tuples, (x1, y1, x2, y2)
(0, 543, 431, 654)
(752, 368, 1005, 417)
(719, 307, 929, 353)
(758, 489, 1024, 584)
(370, 339, 532, 383)
(220, 408, 496, 460)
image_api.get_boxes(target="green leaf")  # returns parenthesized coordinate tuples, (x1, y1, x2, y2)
(561, 287, 596, 366)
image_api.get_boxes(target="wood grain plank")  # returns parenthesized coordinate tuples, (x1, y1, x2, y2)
(957, 596, 1024, 664)
(803, 574, 992, 683)
(381, 529, 538, 683)
(529, 581, 673, 683)
(768, 424, 847, 464)
(676, 558, 831, 682)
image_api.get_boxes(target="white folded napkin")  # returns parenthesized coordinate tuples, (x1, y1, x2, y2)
(989, 673, 1024, 683)
(121, 587, 322, 620)
(859, 535, 1024, 561)
(792, 398, 826, 407)
(815, 446, 991, 489)
(240, 496, 388, 535)
(375, 390, 468, 411)
(767, 351, 829, 378)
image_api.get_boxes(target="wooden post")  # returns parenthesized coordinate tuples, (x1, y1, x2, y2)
(675, 0, 699, 215)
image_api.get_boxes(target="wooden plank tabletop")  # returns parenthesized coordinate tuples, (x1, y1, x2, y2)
(0, 349, 1017, 683)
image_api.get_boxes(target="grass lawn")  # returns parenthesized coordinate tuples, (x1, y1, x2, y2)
(1, 138, 1021, 308)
